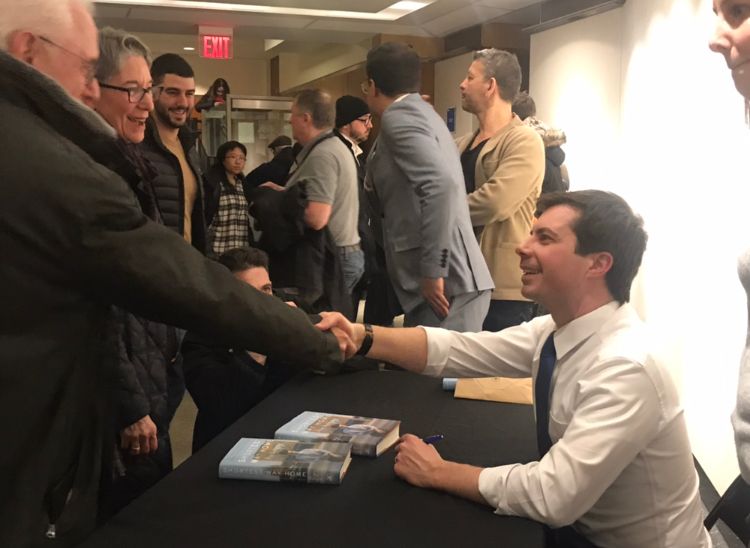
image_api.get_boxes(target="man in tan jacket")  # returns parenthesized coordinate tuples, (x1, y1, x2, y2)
(458, 49, 545, 331)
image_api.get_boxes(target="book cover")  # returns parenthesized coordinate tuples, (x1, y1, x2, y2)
(218, 438, 352, 484)
(274, 411, 400, 457)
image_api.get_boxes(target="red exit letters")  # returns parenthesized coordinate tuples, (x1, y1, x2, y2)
(202, 35, 232, 59)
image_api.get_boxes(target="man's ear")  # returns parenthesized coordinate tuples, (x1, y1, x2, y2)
(588, 251, 614, 279)
(6, 31, 38, 64)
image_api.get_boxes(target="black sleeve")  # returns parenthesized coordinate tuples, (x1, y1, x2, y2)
(53, 159, 341, 372)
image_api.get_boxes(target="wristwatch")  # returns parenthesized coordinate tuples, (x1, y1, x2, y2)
(356, 323, 374, 356)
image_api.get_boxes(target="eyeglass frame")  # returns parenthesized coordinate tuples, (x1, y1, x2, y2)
(37, 35, 97, 84)
(98, 82, 153, 104)
(355, 115, 372, 126)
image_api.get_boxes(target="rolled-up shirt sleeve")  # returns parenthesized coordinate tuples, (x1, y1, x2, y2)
(422, 323, 540, 379)
(478, 358, 662, 527)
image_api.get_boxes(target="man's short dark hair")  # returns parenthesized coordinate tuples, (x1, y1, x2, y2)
(473, 49, 521, 102)
(512, 91, 536, 120)
(366, 42, 421, 97)
(218, 247, 269, 274)
(150, 53, 194, 85)
(294, 88, 334, 129)
(536, 190, 648, 304)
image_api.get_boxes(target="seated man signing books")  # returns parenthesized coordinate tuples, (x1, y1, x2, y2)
(317, 190, 710, 548)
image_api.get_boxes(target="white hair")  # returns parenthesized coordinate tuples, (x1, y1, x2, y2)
(0, 0, 93, 51)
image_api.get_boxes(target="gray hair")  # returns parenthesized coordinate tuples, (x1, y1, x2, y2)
(0, 0, 93, 51)
(472, 48, 522, 102)
(96, 26, 151, 83)
(294, 88, 334, 130)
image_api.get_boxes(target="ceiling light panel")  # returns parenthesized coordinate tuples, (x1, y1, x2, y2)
(95, 0, 436, 20)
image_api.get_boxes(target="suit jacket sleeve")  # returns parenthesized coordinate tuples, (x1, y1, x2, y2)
(381, 104, 452, 279)
(49, 159, 341, 371)
(466, 126, 544, 227)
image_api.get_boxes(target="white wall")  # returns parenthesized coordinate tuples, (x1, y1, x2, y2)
(278, 44, 368, 92)
(434, 52, 478, 137)
(530, 0, 750, 493)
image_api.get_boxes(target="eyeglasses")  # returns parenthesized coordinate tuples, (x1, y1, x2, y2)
(360, 80, 371, 95)
(356, 116, 372, 126)
(99, 83, 152, 104)
(38, 35, 97, 84)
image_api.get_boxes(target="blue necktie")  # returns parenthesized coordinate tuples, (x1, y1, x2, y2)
(535, 331, 556, 457)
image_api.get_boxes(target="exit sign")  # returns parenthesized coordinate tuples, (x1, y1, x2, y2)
(202, 35, 232, 59)
(198, 26, 233, 59)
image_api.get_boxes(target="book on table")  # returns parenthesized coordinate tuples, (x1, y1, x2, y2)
(274, 411, 400, 457)
(218, 438, 352, 484)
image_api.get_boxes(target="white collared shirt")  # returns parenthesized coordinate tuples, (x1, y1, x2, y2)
(423, 302, 710, 548)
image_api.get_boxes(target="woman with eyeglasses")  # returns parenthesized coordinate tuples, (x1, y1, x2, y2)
(92, 26, 184, 519)
(709, 0, 750, 491)
(204, 140, 254, 257)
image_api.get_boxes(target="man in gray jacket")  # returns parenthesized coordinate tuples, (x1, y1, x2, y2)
(362, 42, 493, 331)
(0, 2, 343, 546)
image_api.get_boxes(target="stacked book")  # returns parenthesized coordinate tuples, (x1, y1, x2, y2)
(219, 412, 400, 485)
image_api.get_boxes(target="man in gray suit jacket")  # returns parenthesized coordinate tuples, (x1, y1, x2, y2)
(362, 43, 493, 331)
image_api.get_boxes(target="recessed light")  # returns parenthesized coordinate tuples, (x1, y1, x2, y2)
(183, 46, 195, 51)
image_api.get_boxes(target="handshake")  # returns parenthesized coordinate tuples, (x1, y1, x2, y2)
(315, 312, 366, 360)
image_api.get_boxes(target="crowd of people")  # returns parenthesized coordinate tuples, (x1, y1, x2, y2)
(0, 0, 748, 546)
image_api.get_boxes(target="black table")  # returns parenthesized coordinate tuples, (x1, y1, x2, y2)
(82, 369, 544, 547)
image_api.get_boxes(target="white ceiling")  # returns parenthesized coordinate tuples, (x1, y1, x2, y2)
(94, 0, 542, 57)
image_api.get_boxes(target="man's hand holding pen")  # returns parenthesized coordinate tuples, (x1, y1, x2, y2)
(393, 433, 447, 488)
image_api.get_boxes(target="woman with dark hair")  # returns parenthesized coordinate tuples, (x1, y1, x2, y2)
(195, 77, 230, 112)
(710, 0, 750, 488)
(204, 140, 254, 256)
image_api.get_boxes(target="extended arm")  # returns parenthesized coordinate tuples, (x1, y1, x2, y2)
(59, 163, 344, 369)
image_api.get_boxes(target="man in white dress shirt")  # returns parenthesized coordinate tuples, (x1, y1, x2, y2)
(317, 190, 710, 547)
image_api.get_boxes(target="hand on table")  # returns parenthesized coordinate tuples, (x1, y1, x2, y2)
(421, 277, 449, 320)
(121, 415, 158, 456)
(394, 434, 445, 488)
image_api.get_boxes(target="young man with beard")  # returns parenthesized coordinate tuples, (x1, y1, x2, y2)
(140, 53, 206, 252)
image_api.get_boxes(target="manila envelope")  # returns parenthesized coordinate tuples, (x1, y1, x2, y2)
(454, 377, 533, 405)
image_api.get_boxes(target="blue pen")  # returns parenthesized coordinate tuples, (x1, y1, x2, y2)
(423, 434, 444, 445)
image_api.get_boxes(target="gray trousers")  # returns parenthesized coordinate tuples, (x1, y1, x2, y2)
(403, 289, 490, 333)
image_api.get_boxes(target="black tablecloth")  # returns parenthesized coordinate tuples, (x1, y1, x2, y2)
(82, 369, 544, 547)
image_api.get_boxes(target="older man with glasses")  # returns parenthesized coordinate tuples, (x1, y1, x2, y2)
(0, 2, 345, 546)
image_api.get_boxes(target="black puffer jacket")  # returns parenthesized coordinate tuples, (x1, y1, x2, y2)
(96, 143, 184, 434)
(140, 118, 207, 253)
